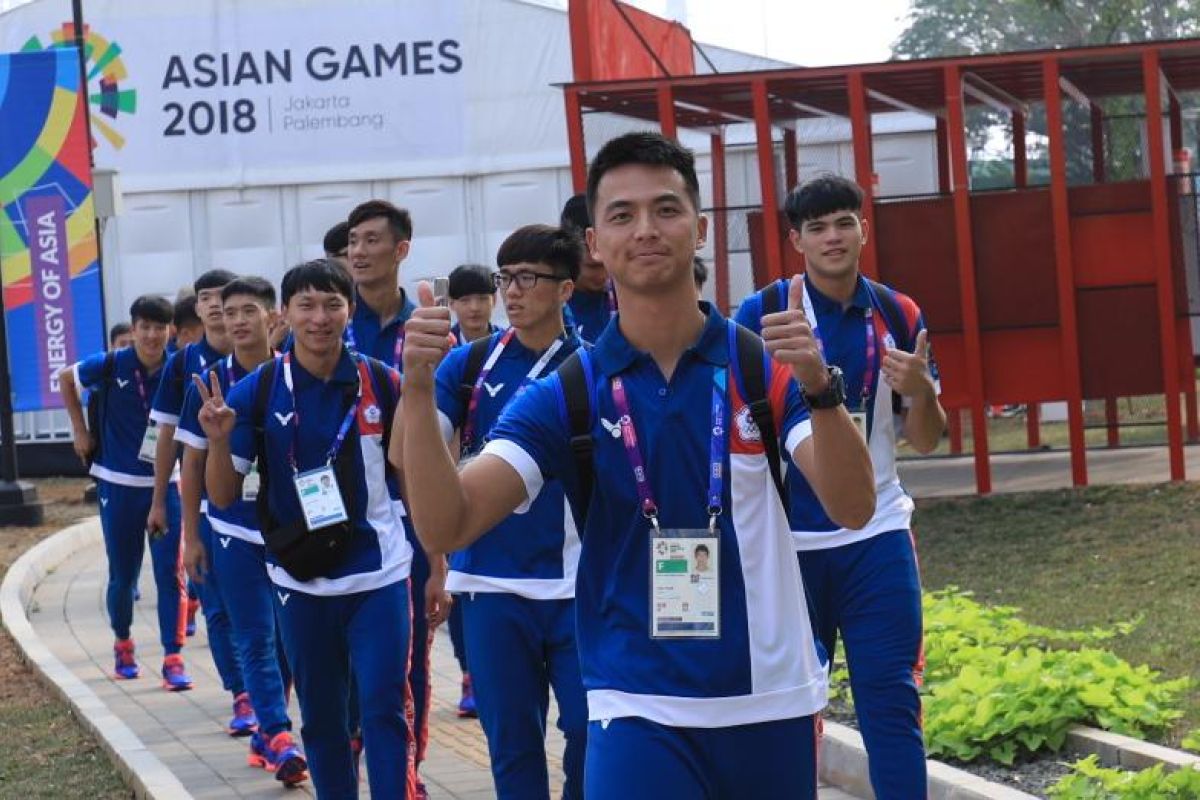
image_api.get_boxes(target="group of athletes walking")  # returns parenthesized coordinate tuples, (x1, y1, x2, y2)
(59, 131, 945, 799)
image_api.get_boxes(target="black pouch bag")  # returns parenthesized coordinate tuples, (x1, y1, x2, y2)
(252, 359, 358, 582)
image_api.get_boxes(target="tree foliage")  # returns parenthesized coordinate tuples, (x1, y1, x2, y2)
(893, 0, 1200, 60)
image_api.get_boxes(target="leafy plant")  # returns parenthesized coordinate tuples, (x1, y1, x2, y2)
(1183, 729, 1200, 753)
(1048, 755, 1200, 798)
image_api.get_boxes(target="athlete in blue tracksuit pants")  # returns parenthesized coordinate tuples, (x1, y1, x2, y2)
(426, 225, 589, 799)
(400, 135, 880, 799)
(177, 276, 308, 785)
(61, 295, 189, 686)
(202, 260, 415, 799)
(345, 199, 446, 777)
(735, 175, 947, 799)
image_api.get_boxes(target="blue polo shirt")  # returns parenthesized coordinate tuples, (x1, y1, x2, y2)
(435, 329, 584, 600)
(482, 303, 827, 728)
(347, 288, 415, 371)
(225, 348, 412, 596)
(176, 355, 265, 545)
(450, 322, 502, 346)
(566, 289, 613, 344)
(150, 337, 225, 427)
(74, 347, 171, 488)
(735, 275, 941, 550)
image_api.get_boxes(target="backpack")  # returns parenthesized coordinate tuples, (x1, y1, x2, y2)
(84, 351, 117, 465)
(250, 354, 397, 581)
(549, 324, 788, 522)
(760, 276, 912, 415)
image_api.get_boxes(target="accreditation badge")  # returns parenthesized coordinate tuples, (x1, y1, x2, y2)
(650, 529, 720, 639)
(138, 425, 159, 463)
(242, 460, 261, 502)
(293, 465, 349, 531)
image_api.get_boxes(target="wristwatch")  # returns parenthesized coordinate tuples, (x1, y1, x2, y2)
(803, 366, 846, 410)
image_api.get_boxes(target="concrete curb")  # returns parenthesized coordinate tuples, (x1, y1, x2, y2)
(821, 721, 1040, 799)
(0, 517, 194, 800)
(1067, 724, 1200, 773)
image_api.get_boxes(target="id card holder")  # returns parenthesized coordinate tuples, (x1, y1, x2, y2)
(650, 529, 720, 639)
(293, 465, 349, 531)
(138, 425, 159, 463)
(848, 411, 868, 441)
(242, 461, 261, 502)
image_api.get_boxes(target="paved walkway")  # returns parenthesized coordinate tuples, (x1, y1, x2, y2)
(27, 526, 856, 799)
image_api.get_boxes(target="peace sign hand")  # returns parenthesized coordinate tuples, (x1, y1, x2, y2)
(193, 372, 236, 442)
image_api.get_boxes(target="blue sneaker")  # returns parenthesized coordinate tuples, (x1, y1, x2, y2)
(246, 731, 270, 769)
(266, 731, 308, 786)
(112, 639, 139, 680)
(228, 692, 258, 737)
(161, 654, 193, 692)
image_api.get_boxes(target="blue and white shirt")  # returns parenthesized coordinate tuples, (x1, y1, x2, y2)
(483, 304, 826, 728)
(735, 275, 941, 550)
(225, 349, 411, 596)
(450, 322, 502, 346)
(177, 354, 264, 546)
(435, 329, 584, 600)
(149, 337, 225, 427)
(74, 347, 173, 488)
(347, 287, 415, 371)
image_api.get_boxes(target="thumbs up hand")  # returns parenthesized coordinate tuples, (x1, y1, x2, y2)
(761, 276, 829, 394)
(402, 280, 453, 392)
(881, 328, 935, 399)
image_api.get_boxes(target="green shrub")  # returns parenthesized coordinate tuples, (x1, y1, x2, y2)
(1048, 755, 1200, 798)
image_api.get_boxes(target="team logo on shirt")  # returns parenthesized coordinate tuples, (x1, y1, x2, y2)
(273, 411, 295, 427)
(116, 378, 129, 388)
(600, 418, 622, 439)
(483, 382, 505, 398)
(277, 591, 291, 606)
(219, 537, 231, 549)
(884, 332, 896, 349)
(364, 404, 381, 425)
(734, 406, 762, 443)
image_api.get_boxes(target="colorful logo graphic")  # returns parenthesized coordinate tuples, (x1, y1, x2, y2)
(23, 23, 136, 150)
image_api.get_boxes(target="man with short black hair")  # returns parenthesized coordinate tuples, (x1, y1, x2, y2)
(173, 293, 204, 349)
(560, 193, 615, 342)
(324, 221, 350, 264)
(198, 259, 415, 798)
(397, 224, 588, 798)
(109, 322, 133, 350)
(150, 269, 246, 706)
(448, 263, 500, 345)
(60, 295, 191, 690)
(402, 132, 875, 799)
(735, 173, 945, 799)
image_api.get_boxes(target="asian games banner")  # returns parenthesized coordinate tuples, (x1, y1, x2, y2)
(0, 47, 104, 411)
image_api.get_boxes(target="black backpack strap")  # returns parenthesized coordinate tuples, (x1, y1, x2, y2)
(759, 279, 783, 316)
(734, 324, 787, 507)
(253, 357, 280, 532)
(458, 335, 493, 403)
(556, 350, 594, 521)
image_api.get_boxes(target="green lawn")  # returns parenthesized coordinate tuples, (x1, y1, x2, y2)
(914, 482, 1200, 743)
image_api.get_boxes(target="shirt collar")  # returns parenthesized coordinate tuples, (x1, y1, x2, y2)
(353, 287, 415, 331)
(289, 346, 359, 390)
(593, 301, 728, 376)
(803, 273, 872, 313)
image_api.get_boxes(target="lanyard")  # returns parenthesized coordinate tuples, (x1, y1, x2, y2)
(462, 330, 566, 451)
(801, 280, 879, 410)
(610, 367, 726, 532)
(279, 353, 361, 473)
(392, 329, 405, 371)
(131, 365, 151, 414)
(605, 280, 618, 319)
(225, 351, 277, 386)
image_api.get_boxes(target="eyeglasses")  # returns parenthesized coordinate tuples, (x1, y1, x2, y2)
(492, 271, 564, 291)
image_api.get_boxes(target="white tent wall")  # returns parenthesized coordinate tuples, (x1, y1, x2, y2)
(1, 0, 934, 441)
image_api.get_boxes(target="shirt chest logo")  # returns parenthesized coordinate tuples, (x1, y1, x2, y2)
(116, 378, 130, 388)
(273, 411, 295, 427)
(600, 417, 622, 439)
(483, 381, 505, 398)
(363, 404, 381, 425)
(734, 406, 762, 444)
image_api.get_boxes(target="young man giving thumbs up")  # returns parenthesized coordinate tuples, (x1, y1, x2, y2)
(736, 174, 947, 799)
(401, 132, 875, 799)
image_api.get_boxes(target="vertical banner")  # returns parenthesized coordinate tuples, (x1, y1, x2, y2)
(0, 47, 103, 411)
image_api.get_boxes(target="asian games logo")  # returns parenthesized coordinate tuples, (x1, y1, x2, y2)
(24, 23, 137, 151)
